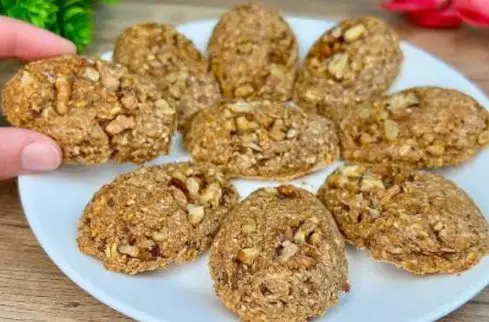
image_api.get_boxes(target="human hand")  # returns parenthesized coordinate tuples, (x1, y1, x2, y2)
(0, 17, 76, 180)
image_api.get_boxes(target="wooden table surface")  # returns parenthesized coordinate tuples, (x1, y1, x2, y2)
(1, 0, 489, 321)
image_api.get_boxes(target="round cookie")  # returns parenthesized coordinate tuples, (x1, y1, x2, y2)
(339, 87, 489, 167)
(1, 55, 175, 164)
(294, 16, 402, 121)
(77, 162, 239, 275)
(318, 164, 489, 274)
(114, 23, 221, 129)
(183, 100, 339, 180)
(210, 185, 349, 322)
(208, 3, 298, 101)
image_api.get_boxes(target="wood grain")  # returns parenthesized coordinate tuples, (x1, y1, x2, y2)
(0, 1, 488, 321)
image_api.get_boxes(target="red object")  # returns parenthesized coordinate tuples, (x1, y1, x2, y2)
(381, 0, 443, 11)
(455, 0, 489, 27)
(407, 1, 463, 28)
(381, 0, 489, 28)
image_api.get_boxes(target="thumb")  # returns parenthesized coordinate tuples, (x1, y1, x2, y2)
(0, 128, 62, 180)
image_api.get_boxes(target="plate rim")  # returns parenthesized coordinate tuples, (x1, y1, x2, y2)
(18, 16, 489, 322)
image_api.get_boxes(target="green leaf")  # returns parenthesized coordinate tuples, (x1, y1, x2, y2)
(62, 0, 90, 9)
(1, 0, 16, 8)
(4, 0, 59, 30)
(59, 2, 93, 52)
(2, 0, 119, 53)
(7, 6, 29, 21)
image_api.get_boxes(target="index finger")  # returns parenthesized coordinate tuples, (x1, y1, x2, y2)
(0, 16, 76, 60)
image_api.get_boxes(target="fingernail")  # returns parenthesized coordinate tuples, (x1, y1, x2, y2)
(60, 39, 77, 54)
(21, 142, 62, 172)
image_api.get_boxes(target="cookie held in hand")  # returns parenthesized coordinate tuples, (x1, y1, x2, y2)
(2, 55, 176, 164)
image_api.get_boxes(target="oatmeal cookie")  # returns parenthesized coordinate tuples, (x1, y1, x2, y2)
(294, 16, 402, 121)
(208, 3, 298, 101)
(77, 162, 239, 275)
(1, 55, 175, 164)
(318, 164, 489, 274)
(114, 23, 221, 129)
(340, 87, 489, 167)
(210, 185, 349, 322)
(183, 100, 339, 180)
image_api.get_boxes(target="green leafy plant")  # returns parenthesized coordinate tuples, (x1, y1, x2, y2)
(0, 0, 117, 52)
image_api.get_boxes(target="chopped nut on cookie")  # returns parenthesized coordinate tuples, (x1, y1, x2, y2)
(77, 162, 239, 275)
(294, 16, 402, 121)
(210, 185, 349, 322)
(318, 164, 489, 275)
(183, 100, 339, 180)
(339, 87, 489, 167)
(208, 3, 298, 101)
(114, 23, 221, 130)
(1, 55, 176, 164)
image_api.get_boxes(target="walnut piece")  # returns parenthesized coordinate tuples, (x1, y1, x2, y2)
(343, 24, 367, 43)
(427, 143, 445, 156)
(328, 53, 349, 80)
(155, 99, 176, 115)
(269, 119, 286, 141)
(384, 119, 400, 140)
(118, 244, 139, 257)
(339, 165, 363, 178)
(151, 232, 166, 242)
(187, 204, 205, 226)
(228, 101, 252, 113)
(105, 115, 136, 135)
(104, 243, 118, 259)
(291, 255, 317, 269)
(234, 84, 254, 98)
(286, 128, 298, 139)
(387, 92, 419, 113)
(237, 247, 259, 265)
(236, 116, 258, 132)
(277, 240, 298, 262)
(360, 175, 385, 191)
(186, 177, 200, 197)
(171, 186, 188, 209)
(55, 76, 71, 115)
(309, 232, 322, 245)
(199, 182, 222, 206)
(96, 61, 120, 91)
(294, 217, 319, 245)
(81, 67, 100, 82)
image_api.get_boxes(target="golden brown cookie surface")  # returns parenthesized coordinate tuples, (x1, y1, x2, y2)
(77, 162, 239, 275)
(183, 100, 339, 180)
(114, 23, 221, 129)
(318, 164, 489, 274)
(340, 87, 489, 167)
(208, 3, 298, 101)
(210, 185, 349, 322)
(2, 55, 175, 164)
(294, 16, 402, 121)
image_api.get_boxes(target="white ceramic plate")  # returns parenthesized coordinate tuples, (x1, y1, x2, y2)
(18, 17, 489, 322)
